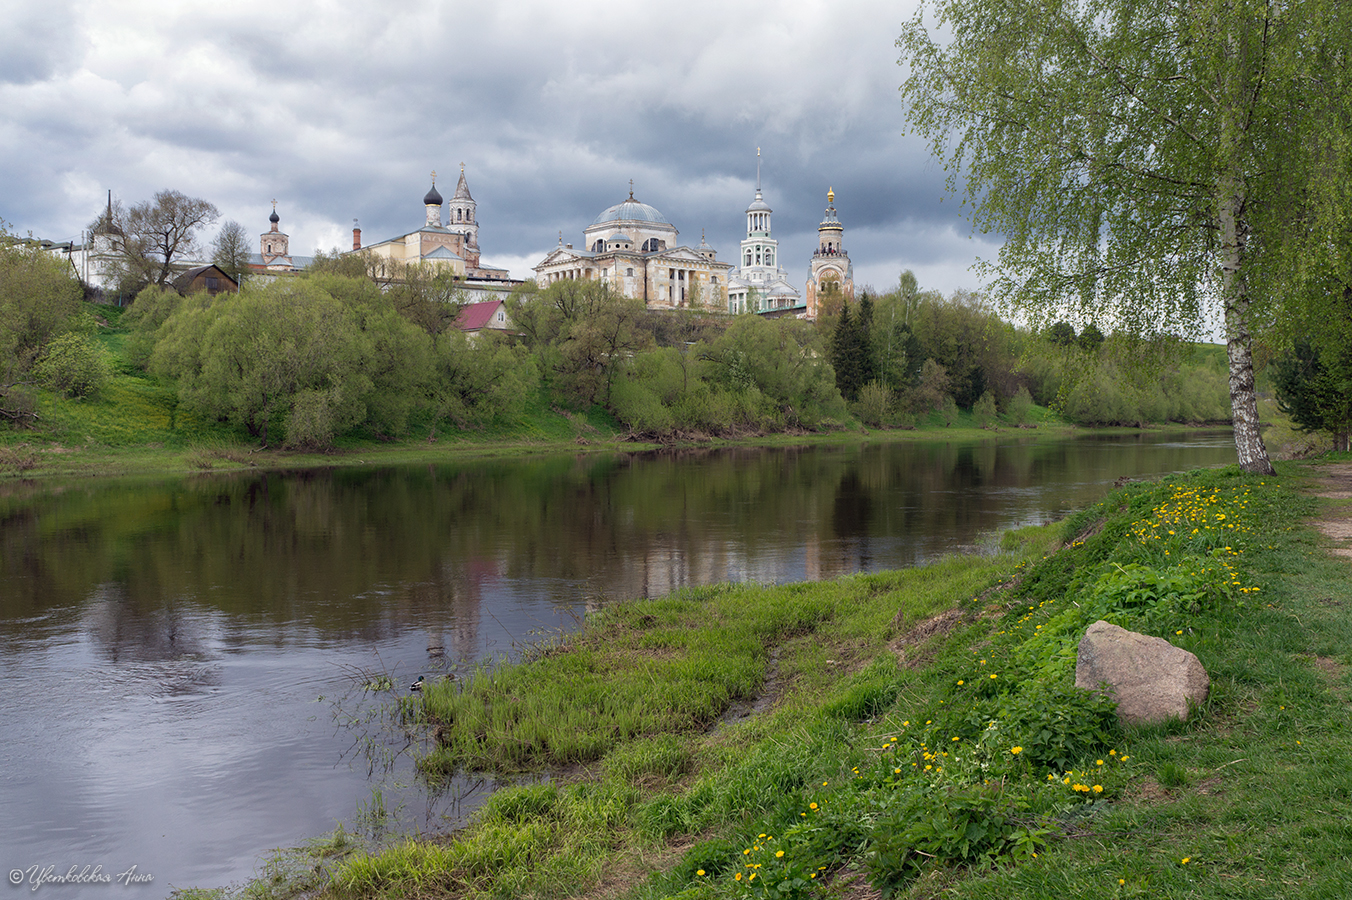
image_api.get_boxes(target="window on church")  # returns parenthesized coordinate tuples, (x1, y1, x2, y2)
(626, 267, 634, 276)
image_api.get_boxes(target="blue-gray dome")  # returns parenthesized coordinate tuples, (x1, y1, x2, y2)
(591, 198, 670, 227)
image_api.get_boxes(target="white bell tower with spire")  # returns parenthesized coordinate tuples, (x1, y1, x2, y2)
(727, 149, 801, 314)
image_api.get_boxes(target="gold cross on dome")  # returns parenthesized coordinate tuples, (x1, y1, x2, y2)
(431, 170, 437, 183)
(271, 199, 277, 209)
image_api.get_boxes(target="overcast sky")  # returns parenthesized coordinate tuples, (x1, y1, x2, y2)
(2, 0, 1000, 297)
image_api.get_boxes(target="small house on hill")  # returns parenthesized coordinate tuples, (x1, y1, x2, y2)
(174, 264, 239, 296)
(454, 299, 511, 336)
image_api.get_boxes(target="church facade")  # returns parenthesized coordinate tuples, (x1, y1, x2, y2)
(355, 167, 511, 282)
(532, 189, 732, 311)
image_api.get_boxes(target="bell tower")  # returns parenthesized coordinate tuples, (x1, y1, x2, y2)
(805, 188, 853, 320)
(260, 200, 291, 265)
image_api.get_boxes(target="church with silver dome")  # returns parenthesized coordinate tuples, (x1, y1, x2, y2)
(533, 185, 733, 311)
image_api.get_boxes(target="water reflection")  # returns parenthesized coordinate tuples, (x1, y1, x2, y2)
(0, 431, 1237, 893)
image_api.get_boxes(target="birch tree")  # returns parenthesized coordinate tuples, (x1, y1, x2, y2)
(900, 0, 1352, 474)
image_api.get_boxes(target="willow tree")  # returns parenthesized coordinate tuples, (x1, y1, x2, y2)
(900, 0, 1352, 474)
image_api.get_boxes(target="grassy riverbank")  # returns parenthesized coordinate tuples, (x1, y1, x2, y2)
(186, 458, 1352, 900)
(1, 346, 1080, 481)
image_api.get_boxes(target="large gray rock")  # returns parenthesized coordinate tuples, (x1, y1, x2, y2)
(1075, 620, 1209, 725)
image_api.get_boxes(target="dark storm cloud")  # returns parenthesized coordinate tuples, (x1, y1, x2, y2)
(2, 1, 989, 295)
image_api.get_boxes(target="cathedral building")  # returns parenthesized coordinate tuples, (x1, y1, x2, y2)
(725, 152, 803, 316)
(532, 186, 732, 310)
(804, 188, 854, 320)
(355, 167, 511, 281)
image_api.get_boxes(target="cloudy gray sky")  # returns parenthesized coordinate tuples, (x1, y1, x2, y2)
(2, 0, 999, 297)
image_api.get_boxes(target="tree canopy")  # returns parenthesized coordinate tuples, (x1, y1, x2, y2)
(100, 190, 219, 294)
(899, 0, 1352, 474)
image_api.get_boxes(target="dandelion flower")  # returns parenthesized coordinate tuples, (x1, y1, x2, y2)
(696, 870, 705, 877)
(1181, 857, 1191, 865)
(1011, 746, 1023, 754)
(809, 802, 818, 810)
(776, 850, 784, 858)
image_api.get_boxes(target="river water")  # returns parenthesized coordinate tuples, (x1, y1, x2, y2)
(0, 431, 1237, 895)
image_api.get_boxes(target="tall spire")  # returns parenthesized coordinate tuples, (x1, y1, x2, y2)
(756, 147, 761, 193)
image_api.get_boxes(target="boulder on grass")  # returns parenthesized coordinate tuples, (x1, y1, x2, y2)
(1075, 620, 1209, 725)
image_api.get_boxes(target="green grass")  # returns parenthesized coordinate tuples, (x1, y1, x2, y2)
(285, 461, 1352, 900)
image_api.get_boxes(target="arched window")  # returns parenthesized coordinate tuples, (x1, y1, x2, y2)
(592, 239, 604, 252)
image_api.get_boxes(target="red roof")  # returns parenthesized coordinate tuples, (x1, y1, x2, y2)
(455, 299, 504, 331)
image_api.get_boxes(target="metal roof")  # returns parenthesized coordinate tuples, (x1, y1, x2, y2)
(590, 198, 671, 227)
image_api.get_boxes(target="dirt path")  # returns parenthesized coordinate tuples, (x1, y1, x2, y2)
(1308, 462, 1352, 559)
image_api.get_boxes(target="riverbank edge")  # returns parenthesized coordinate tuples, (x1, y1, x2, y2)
(175, 458, 1352, 900)
(6, 418, 1185, 482)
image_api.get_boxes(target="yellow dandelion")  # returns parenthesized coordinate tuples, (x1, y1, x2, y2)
(696, 870, 705, 877)
(775, 850, 784, 858)
(1011, 746, 1023, 754)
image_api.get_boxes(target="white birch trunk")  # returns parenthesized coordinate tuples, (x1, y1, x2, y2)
(1218, 185, 1276, 475)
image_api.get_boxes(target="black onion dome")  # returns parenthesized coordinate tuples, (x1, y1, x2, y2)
(424, 183, 443, 205)
(269, 209, 280, 224)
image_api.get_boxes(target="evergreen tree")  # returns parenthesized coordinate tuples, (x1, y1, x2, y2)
(1272, 338, 1352, 452)
(857, 292, 878, 389)
(830, 300, 859, 401)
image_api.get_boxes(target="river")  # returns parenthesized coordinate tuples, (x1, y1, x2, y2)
(0, 430, 1237, 895)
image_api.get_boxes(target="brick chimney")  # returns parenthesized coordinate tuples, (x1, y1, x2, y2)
(352, 220, 362, 251)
